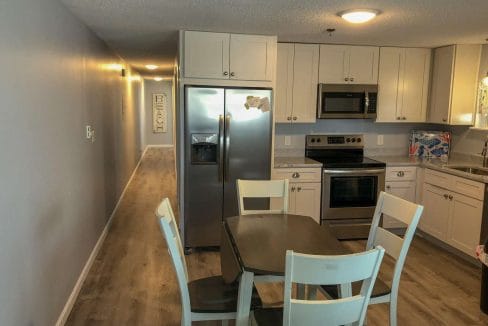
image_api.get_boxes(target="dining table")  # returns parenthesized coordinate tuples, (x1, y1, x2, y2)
(220, 213, 350, 326)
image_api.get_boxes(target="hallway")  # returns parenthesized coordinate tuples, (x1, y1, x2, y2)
(66, 148, 488, 325)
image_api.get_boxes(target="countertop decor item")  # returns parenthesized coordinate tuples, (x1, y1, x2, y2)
(409, 130, 451, 158)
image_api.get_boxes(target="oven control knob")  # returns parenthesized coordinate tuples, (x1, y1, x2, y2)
(357, 138, 361, 143)
(346, 138, 350, 142)
(311, 138, 315, 143)
(316, 138, 321, 143)
(351, 138, 356, 143)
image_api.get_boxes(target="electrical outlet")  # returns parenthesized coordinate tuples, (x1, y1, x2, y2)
(377, 134, 384, 146)
(86, 125, 93, 139)
(284, 136, 291, 146)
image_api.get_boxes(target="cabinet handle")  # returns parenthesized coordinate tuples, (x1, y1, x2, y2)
(292, 172, 300, 178)
(344, 77, 349, 82)
(292, 116, 297, 121)
(297, 187, 302, 192)
(448, 195, 453, 200)
(291, 186, 295, 192)
(443, 194, 449, 199)
(287, 116, 292, 121)
(230, 72, 235, 77)
(223, 71, 229, 76)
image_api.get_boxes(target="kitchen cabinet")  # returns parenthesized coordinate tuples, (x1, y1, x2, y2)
(377, 47, 431, 123)
(428, 44, 481, 125)
(275, 43, 319, 123)
(319, 45, 379, 84)
(271, 167, 321, 223)
(183, 31, 277, 81)
(421, 169, 484, 257)
(383, 166, 417, 229)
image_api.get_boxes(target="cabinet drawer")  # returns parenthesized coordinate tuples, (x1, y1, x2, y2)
(424, 168, 451, 189)
(451, 175, 485, 201)
(386, 166, 417, 181)
(272, 168, 321, 182)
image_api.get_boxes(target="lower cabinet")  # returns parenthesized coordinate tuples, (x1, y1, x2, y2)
(271, 167, 321, 223)
(383, 166, 417, 229)
(420, 169, 483, 258)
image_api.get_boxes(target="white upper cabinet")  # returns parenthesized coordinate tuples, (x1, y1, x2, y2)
(377, 47, 431, 123)
(275, 43, 319, 123)
(182, 31, 277, 81)
(429, 44, 481, 125)
(319, 45, 379, 84)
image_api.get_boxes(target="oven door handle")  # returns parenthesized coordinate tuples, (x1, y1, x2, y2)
(323, 168, 385, 175)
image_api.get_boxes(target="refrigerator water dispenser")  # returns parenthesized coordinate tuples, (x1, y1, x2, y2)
(191, 134, 218, 164)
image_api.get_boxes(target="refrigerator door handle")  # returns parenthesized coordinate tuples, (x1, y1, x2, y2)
(218, 114, 224, 182)
(225, 114, 231, 182)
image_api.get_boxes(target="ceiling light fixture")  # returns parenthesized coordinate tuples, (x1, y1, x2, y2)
(154, 77, 163, 81)
(339, 9, 380, 24)
(482, 72, 488, 87)
(145, 64, 158, 70)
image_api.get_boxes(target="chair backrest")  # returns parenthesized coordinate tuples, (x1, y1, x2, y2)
(283, 247, 385, 326)
(366, 191, 424, 295)
(236, 179, 289, 215)
(156, 198, 191, 324)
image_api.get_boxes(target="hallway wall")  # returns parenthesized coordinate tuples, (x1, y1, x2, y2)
(0, 0, 142, 325)
(142, 79, 174, 146)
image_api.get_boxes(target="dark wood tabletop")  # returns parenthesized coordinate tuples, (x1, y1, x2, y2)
(222, 214, 350, 277)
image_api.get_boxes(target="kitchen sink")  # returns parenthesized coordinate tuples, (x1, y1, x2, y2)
(447, 166, 488, 176)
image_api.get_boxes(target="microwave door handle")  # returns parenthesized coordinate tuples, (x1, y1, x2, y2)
(364, 91, 369, 115)
(323, 168, 385, 175)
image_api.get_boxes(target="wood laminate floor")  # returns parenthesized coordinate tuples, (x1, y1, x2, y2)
(66, 148, 488, 325)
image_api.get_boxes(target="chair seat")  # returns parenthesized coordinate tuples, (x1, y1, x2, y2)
(321, 277, 391, 299)
(253, 307, 283, 325)
(188, 275, 262, 313)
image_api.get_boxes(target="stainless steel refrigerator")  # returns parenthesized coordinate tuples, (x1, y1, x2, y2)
(184, 86, 272, 248)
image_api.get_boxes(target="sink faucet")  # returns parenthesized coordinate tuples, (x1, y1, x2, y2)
(482, 137, 488, 167)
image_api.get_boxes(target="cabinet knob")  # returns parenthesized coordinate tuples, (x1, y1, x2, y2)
(442, 118, 447, 122)
(344, 77, 349, 82)
(396, 117, 401, 120)
(350, 77, 354, 82)
(292, 116, 297, 121)
(386, 185, 391, 190)
(223, 71, 229, 76)
(292, 172, 300, 178)
(287, 116, 292, 121)
(230, 72, 235, 77)
(397, 171, 404, 177)
(297, 187, 302, 192)
(291, 186, 295, 192)
(448, 194, 453, 200)
(443, 194, 449, 199)
(402, 117, 407, 120)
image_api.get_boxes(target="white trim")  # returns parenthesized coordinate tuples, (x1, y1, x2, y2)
(145, 144, 174, 148)
(55, 150, 146, 326)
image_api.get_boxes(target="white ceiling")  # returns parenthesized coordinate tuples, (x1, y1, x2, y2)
(61, 0, 488, 77)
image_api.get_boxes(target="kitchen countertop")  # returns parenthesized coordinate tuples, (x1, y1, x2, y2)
(274, 156, 322, 168)
(372, 154, 488, 184)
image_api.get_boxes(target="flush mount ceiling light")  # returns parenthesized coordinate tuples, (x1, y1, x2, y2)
(339, 9, 380, 24)
(154, 77, 163, 81)
(145, 64, 158, 70)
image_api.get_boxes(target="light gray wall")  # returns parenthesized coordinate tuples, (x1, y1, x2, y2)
(275, 120, 447, 157)
(450, 44, 488, 155)
(142, 79, 174, 146)
(0, 1, 142, 325)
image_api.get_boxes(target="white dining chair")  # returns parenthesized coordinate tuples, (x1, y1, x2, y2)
(321, 191, 424, 326)
(156, 198, 261, 326)
(236, 179, 289, 215)
(253, 247, 385, 326)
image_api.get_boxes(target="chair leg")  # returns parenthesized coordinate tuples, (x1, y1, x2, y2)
(222, 320, 229, 326)
(389, 295, 397, 326)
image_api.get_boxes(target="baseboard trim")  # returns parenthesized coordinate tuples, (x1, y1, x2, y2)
(145, 144, 174, 148)
(55, 150, 146, 326)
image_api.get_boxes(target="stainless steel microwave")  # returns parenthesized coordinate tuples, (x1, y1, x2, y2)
(317, 84, 378, 119)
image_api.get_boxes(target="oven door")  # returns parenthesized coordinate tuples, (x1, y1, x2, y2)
(322, 168, 385, 221)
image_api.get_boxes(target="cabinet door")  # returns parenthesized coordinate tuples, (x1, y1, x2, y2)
(348, 46, 379, 84)
(377, 47, 403, 122)
(275, 43, 294, 123)
(229, 34, 275, 81)
(318, 45, 348, 83)
(420, 184, 450, 240)
(429, 46, 454, 124)
(184, 31, 230, 79)
(448, 192, 482, 257)
(293, 183, 321, 224)
(401, 48, 431, 122)
(292, 44, 319, 123)
(383, 181, 416, 228)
